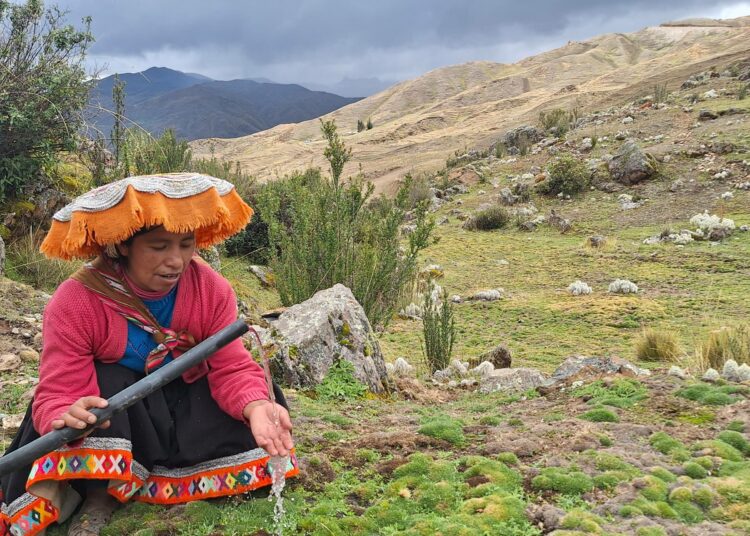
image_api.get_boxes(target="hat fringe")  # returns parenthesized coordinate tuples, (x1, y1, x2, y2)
(41, 186, 253, 260)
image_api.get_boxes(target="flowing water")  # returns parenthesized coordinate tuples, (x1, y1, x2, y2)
(248, 327, 289, 535)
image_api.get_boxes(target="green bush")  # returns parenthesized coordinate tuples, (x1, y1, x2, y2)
(0, 0, 92, 202)
(464, 206, 511, 231)
(676, 383, 743, 406)
(717, 431, 750, 455)
(682, 462, 708, 479)
(315, 360, 367, 400)
(539, 108, 576, 136)
(538, 153, 590, 197)
(223, 212, 270, 264)
(421, 287, 456, 373)
(256, 120, 433, 328)
(635, 328, 682, 362)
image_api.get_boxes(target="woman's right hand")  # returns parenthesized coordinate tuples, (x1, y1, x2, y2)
(50, 396, 111, 432)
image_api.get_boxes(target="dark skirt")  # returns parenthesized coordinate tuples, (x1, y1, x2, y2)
(1, 362, 298, 536)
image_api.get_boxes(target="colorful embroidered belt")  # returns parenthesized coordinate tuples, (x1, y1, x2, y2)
(1, 437, 299, 536)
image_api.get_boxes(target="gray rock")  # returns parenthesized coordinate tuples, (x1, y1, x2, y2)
(479, 368, 546, 393)
(498, 188, 519, 206)
(468, 289, 504, 301)
(608, 139, 657, 185)
(478, 344, 512, 369)
(503, 125, 544, 149)
(197, 246, 221, 271)
(470, 361, 495, 378)
(589, 235, 606, 248)
(249, 265, 274, 287)
(668, 366, 689, 380)
(698, 109, 719, 121)
(701, 368, 720, 382)
(546, 355, 650, 386)
(1, 414, 24, 434)
(268, 284, 390, 392)
(392, 357, 415, 377)
(0, 353, 21, 372)
(527, 503, 565, 532)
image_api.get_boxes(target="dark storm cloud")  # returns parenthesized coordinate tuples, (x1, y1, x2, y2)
(53, 0, 750, 83)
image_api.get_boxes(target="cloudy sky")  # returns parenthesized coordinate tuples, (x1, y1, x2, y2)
(54, 0, 750, 86)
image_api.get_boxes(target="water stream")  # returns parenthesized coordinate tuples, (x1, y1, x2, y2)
(248, 327, 289, 535)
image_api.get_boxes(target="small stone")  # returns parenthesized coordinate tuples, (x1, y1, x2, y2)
(450, 295, 463, 304)
(33, 332, 43, 346)
(0, 353, 21, 372)
(722, 359, 741, 382)
(589, 235, 606, 248)
(668, 366, 689, 380)
(702, 368, 720, 382)
(469, 289, 504, 301)
(18, 349, 39, 362)
(2, 414, 25, 434)
(622, 116, 634, 124)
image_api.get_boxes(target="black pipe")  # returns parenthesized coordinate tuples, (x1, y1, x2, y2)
(0, 319, 249, 478)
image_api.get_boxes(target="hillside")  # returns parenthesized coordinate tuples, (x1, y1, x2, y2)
(87, 68, 360, 140)
(190, 16, 750, 192)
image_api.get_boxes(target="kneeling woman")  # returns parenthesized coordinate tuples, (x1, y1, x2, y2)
(0, 174, 297, 536)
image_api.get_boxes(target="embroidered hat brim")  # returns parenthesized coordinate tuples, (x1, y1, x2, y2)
(41, 173, 253, 260)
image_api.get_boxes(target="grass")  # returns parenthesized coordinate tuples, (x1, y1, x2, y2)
(635, 328, 682, 362)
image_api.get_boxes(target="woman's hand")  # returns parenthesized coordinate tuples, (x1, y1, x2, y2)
(51, 396, 111, 433)
(243, 400, 294, 457)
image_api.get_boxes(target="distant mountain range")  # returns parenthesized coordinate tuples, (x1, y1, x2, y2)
(87, 67, 361, 141)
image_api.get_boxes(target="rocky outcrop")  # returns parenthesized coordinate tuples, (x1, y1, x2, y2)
(608, 140, 657, 185)
(266, 284, 390, 392)
(479, 368, 547, 393)
(544, 355, 650, 388)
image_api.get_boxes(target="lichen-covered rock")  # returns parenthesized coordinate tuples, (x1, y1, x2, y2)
(468, 289, 504, 301)
(546, 355, 650, 386)
(471, 361, 495, 378)
(479, 368, 547, 393)
(668, 366, 689, 380)
(197, 246, 221, 271)
(268, 284, 390, 392)
(608, 140, 657, 185)
(502, 125, 544, 150)
(248, 265, 275, 287)
(702, 368, 720, 382)
(477, 344, 512, 369)
(392, 357, 415, 377)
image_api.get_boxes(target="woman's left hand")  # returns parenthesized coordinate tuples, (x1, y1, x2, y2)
(243, 400, 294, 457)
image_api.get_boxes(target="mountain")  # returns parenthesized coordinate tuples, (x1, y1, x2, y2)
(303, 77, 399, 98)
(87, 69, 360, 141)
(190, 16, 750, 192)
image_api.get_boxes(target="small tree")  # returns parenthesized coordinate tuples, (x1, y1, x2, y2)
(366, 117, 373, 130)
(538, 153, 590, 196)
(357, 119, 365, 132)
(422, 288, 456, 373)
(256, 120, 433, 327)
(0, 0, 93, 201)
(111, 74, 126, 166)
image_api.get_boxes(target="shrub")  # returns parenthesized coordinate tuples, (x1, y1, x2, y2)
(421, 287, 456, 374)
(400, 173, 432, 209)
(676, 383, 743, 406)
(256, 120, 433, 328)
(0, 0, 93, 202)
(682, 462, 708, 479)
(223, 212, 270, 264)
(738, 83, 748, 101)
(6, 230, 79, 290)
(315, 360, 367, 400)
(464, 206, 510, 231)
(697, 326, 750, 369)
(539, 108, 575, 136)
(538, 153, 589, 196)
(119, 128, 191, 177)
(635, 328, 682, 362)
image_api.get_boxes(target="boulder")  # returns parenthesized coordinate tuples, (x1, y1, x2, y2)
(479, 368, 547, 393)
(0, 353, 21, 372)
(545, 355, 650, 387)
(502, 125, 544, 149)
(197, 246, 221, 271)
(267, 284, 390, 393)
(698, 109, 719, 121)
(249, 265, 275, 287)
(608, 140, 657, 185)
(477, 344, 512, 369)
(2, 413, 24, 434)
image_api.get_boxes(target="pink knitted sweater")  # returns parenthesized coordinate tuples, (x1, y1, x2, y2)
(32, 259, 268, 435)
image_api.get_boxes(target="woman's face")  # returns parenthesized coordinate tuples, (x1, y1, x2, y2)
(117, 227, 196, 293)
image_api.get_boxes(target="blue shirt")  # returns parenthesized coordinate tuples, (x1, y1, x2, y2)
(118, 285, 178, 373)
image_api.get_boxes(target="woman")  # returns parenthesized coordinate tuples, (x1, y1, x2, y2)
(0, 173, 297, 536)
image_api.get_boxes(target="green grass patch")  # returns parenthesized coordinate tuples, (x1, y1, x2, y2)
(417, 415, 466, 445)
(580, 407, 619, 423)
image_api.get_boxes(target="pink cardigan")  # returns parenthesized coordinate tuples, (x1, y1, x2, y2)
(32, 260, 268, 434)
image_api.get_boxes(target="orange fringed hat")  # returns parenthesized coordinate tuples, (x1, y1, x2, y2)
(41, 173, 253, 260)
